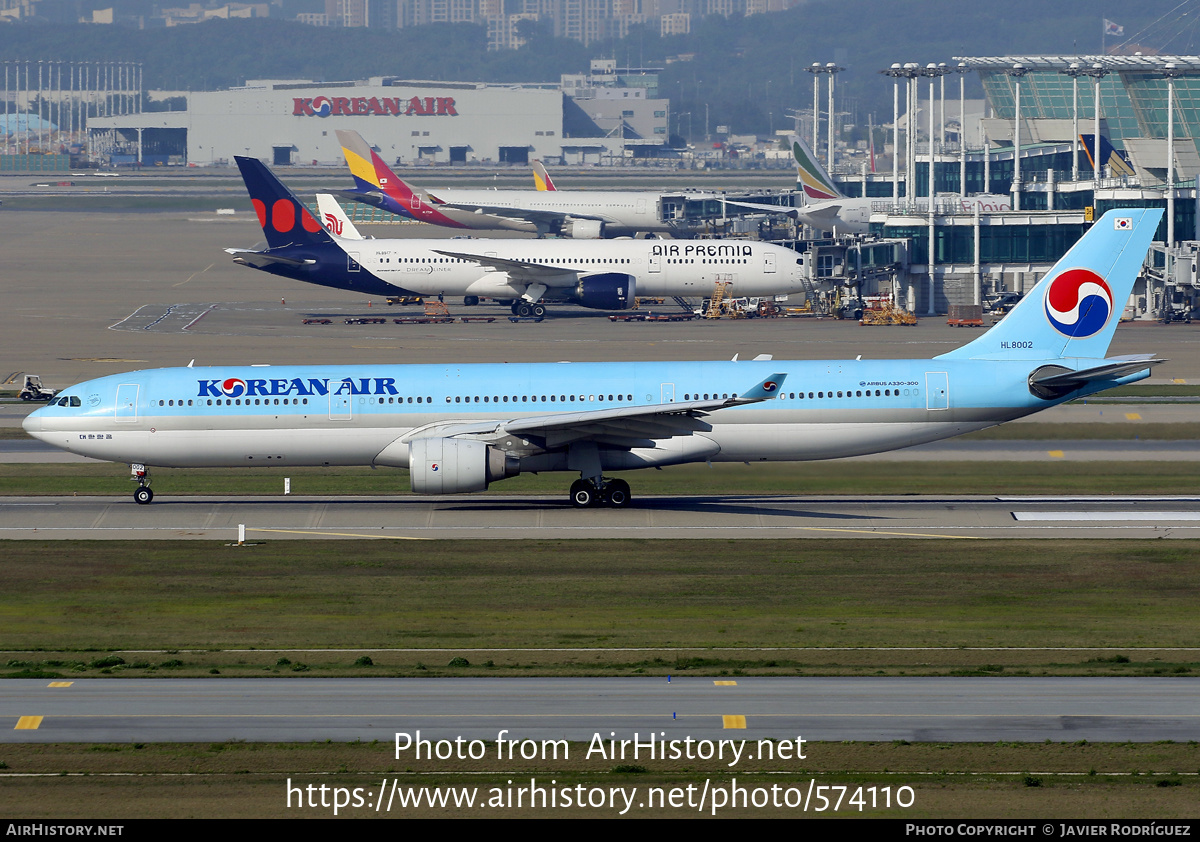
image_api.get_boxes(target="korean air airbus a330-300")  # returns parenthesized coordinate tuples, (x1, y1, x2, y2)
(25, 209, 1163, 508)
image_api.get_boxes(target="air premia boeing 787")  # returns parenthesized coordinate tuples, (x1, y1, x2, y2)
(26, 209, 1161, 507)
(227, 156, 811, 317)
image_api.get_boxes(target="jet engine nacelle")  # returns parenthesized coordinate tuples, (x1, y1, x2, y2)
(409, 437, 519, 494)
(563, 217, 604, 239)
(574, 273, 636, 311)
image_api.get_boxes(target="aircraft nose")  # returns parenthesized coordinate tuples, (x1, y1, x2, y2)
(22, 407, 45, 436)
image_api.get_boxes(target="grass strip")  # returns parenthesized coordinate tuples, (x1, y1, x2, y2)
(3, 460, 1200, 497)
(0, 742, 1196, 818)
(2, 539, 1200, 660)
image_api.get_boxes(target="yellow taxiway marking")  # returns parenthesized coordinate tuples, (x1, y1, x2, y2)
(713, 681, 738, 686)
(1173, 378, 1187, 384)
(15, 716, 43, 730)
(47, 682, 73, 688)
(722, 715, 746, 729)
(1048, 450, 1065, 459)
(248, 528, 428, 541)
(1125, 413, 1142, 421)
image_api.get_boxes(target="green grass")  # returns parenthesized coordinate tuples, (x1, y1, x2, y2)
(1, 742, 1196, 818)
(1, 460, 1199, 497)
(3, 540, 1199, 662)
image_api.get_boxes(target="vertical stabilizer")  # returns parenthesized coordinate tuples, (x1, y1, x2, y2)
(234, 156, 331, 250)
(315, 194, 365, 240)
(937, 209, 1162, 361)
(790, 134, 844, 201)
(336, 129, 442, 217)
(532, 160, 557, 191)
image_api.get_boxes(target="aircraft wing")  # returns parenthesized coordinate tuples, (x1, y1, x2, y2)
(224, 248, 316, 269)
(500, 373, 788, 449)
(431, 248, 574, 281)
(724, 199, 801, 217)
(794, 202, 844, 224)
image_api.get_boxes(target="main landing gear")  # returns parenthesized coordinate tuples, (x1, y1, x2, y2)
(131, 463, 154, 504)
(569, 477, 632, 508)
(511, 301, 547, 318)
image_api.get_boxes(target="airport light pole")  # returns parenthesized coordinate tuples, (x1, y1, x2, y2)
(905, 63, 920, 212)
(1004, 63, 1028, 211)
(805, 63, 823, 155)
(826, 63, 844, 172)
(954, 62, 970, 198)
(881, 63, 908, 206)
(1060, 62, 1085, 182)
(1164, 62, 1181, 249)
(924, 64, 948, 316)
(1084, 63, 1109, 186)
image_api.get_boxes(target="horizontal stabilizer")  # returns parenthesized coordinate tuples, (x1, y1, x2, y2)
(224, 248, 316, 269)
(1030, 355, 1165, 393)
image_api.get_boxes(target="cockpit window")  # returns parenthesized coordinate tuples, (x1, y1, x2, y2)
(70, 396, 81, 407)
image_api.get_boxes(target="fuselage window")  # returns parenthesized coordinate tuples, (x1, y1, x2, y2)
(569, 395, 575, 402)
(837, 391, 843, 398)
(885, 390, 891, 396)
(818, 392, 824, 398)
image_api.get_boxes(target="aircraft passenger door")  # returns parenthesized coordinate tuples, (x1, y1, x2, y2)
(649, 253, 661, 273)
(636, 198, 647, 215)
(329, 394, 352, 421)
(764, 252, 777, 274)
(348, 252, 361, 273)
(925, 372, 949, 411)
(660, 383, 675, 403)
(114, 384, 138, 422)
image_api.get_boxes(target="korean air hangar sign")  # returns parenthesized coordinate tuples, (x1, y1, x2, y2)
(292, 95, 459, 117)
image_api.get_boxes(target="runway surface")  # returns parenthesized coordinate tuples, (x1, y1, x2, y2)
(1, 493, 1198, 539)
(4, 436, 1200, 464)
(4, 677, 1197, 743)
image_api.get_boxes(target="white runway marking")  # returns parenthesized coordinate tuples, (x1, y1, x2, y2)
(1012, 511, 1200, 521)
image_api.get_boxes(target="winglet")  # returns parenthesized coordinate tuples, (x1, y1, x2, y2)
(731, 373, 788, 404)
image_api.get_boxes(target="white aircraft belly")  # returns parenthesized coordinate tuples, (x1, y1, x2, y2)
(706, 420, 993, 462)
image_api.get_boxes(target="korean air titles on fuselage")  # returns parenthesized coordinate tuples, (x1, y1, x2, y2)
(198, 377, 401, 398)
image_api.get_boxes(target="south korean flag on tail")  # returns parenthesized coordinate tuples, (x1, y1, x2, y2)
(1114, 217, 1133, 230)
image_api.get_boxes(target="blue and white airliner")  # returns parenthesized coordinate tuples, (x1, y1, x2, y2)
(24, 209, 1162, 507)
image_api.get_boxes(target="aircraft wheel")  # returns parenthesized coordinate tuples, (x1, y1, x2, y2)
(569, 479, 597, 508)
(510, 302, 521, 315)
(134, 487, 154, 505)
(531, 304, 547, 318)
(517, 302, 533, 317)
(604, 479, 631, 508)
(463, 296, 479, 307)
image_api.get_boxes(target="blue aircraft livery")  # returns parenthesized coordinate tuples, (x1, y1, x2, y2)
(27, 209, 1163, 508)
